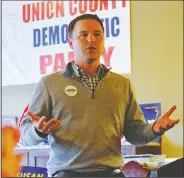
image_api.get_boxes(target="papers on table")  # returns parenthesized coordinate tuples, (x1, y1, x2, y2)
(143, 154, 166, 169)
(124, 154, 166, 170)
(149, 154, 166, 162)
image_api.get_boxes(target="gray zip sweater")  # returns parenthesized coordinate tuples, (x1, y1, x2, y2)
(20, 62, 159, 175)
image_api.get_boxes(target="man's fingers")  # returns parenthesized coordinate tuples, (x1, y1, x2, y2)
(28, 112, 61, 133)
(36, 116, 48, 130)
(167, 119, 180, 126)
(166, 105, 177, 116)
(49, 121, 61, 132)
(167, 122, 174, 129)
(27, 111, 40, 122)
(42, 119, 58, 132)
(159, 126, 166, 133)
(159, 119, 179, 132)
(173, 119, 180, 125)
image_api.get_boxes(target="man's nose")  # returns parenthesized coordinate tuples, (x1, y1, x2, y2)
(87, 34, 95, 43)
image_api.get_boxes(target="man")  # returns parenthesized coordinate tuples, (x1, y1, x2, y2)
(20, 14, 179, 177)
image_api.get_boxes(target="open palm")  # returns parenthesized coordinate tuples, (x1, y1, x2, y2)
(153, 105, 180, 134)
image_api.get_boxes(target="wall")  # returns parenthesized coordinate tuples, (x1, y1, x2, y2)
(2, 1, 183, 157)
(127, 1, 183, 157)
(2, 84, 35, 116)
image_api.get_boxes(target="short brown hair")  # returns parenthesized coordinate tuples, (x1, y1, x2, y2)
(68, 14, 104, 39)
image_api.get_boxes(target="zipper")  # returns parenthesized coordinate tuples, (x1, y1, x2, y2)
(89, 71, 109, 99)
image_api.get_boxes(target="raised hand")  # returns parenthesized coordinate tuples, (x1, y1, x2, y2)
(28, 112, 61, 134)
(153, 105, 180, 134)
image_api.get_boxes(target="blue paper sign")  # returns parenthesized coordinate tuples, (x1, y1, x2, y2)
(139, 103, 161, 143)
(17, 166, 48, 177)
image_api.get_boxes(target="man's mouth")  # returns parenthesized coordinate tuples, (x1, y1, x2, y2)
(86, 47, 96, 50)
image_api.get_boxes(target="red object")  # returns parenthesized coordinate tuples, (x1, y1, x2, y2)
(122, 161, 151, 177)
(18, 105, 29, 128)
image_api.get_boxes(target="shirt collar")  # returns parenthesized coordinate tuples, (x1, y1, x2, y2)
(71, 62, 107, 78)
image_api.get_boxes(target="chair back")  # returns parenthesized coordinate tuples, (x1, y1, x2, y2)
(157, 157, 184, 177)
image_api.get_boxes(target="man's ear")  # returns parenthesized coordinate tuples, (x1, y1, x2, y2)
(68, 39, 73, 49)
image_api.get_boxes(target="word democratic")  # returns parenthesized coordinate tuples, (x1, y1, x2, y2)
(33, 17, 120, 47)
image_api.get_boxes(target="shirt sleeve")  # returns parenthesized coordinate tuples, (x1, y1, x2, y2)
(123, 80, 161, 146)
(20, 77, 51, 146)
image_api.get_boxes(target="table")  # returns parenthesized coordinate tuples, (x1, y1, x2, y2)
(15, 145, 180, 177)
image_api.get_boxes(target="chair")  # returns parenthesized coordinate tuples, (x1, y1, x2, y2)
(157, 157, 184, 177)
(122, 161, 151, 177)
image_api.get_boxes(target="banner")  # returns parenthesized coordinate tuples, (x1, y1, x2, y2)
(139, 103, 162, 143)
(17, 166, 48, 177)
(2, 0, 131, 86)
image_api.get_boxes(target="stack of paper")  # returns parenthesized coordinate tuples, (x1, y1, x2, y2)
(149, 154, 166, 162)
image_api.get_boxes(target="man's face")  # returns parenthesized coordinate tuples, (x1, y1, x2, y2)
(68, 19, 105, 64)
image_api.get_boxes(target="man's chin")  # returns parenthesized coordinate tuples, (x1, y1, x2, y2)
(86, 57, 98, 64)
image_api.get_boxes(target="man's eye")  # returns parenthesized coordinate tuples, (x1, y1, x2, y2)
(95, 33, 101, 37)
(80, 34, 88, 37)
